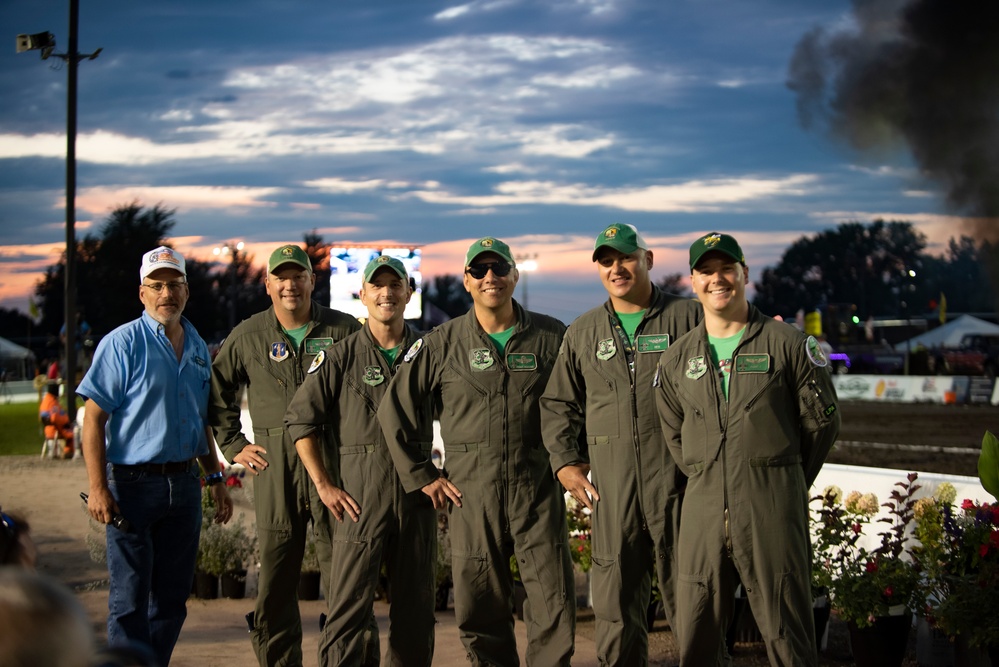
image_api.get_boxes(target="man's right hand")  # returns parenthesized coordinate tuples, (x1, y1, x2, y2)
(557, 463, 599, 510)
(318, 484, 361, 523)
(86, 486, 120, 526)
(421, 477, 463, 510)
(233, 444, 269, 475)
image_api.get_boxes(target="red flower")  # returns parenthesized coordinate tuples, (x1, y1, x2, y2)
(884, 586, 894, 598)
(866, 560, 878, 573)
(962, 498, 976, 511)
(851, 523, 862, 534)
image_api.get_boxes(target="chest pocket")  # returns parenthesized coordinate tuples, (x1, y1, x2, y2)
(740, 366, 799, 458)
(439, 360, 491, 445)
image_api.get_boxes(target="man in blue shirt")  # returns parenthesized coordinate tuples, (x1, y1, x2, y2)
(80, 246, 233, 666)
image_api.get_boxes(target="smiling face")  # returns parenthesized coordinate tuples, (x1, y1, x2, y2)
(594, 246, 653, 311)
(691, 252, 749, 319)
(360, 268, 412, 326)
(463, 251, 519, 311)
(139, 268, 189, 326)
(266, 265, 316, 318)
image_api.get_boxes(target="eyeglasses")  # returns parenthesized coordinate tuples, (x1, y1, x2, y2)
(466, 260, 512, 280)
(142, 280, 187, 293)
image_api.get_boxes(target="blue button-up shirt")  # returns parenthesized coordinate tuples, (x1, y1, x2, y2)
(78, 311, 212, 465)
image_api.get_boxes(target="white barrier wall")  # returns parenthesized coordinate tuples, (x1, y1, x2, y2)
(833, 374, 999, 405)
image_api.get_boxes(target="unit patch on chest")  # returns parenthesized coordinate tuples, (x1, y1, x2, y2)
(507, 353, 537, 371)
(362, 366, 385, 386)
(596, 338, 616, 361)
(636, 334, 670, 353)
(269, 342, 289, 362)
(685, 356, 708, 380)
(305, 338, 334, 355)
(470, 348, 495, 371)
(735, 353, 770, 373)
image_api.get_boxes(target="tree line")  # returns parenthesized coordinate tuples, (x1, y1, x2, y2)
(1, 205, 995, 361)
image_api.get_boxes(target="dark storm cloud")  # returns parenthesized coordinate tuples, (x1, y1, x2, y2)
(788, 0, 999, 218)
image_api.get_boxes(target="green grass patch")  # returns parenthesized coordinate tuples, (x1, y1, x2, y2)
(0, 401, 44, 456)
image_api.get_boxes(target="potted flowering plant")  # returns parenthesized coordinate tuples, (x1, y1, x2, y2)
(811, 473, 922, 627)
(913, 431, 999, 654)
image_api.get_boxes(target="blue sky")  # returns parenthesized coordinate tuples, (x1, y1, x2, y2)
(0, 0, 970, 324)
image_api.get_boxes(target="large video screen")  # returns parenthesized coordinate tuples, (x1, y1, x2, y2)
(329, 246, 422, 320)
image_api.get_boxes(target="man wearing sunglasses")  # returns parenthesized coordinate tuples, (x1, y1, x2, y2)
(79, 246, 232, 667)
(379, 237, 576, 666)
(209, 244, 364, 667)
(540, 223, 701, 665)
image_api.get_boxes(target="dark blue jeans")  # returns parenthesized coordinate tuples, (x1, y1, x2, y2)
(106, 464, 202, 666)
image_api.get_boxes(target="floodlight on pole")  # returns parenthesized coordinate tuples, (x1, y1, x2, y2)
(16, 1, 102, 425)
(515, 253, 539, 311)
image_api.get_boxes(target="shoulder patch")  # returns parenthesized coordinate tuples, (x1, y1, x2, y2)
(404, 338, 424, 363)
(307, 349, 326, 374)
(805, 335, 829, 368)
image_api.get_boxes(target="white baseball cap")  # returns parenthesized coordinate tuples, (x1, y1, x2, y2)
(139, 246, 187, 282)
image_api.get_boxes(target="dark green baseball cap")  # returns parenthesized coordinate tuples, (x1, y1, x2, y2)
(363, 255, 408, 283)
(465, 237, 516, 266)
(689, 232, 745, 270)
(592, 223, 648, 261)
(268, 244, 312, 274)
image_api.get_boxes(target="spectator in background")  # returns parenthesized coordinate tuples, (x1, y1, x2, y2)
(39, 381, 76, 459)
(0, 508, 37, 567)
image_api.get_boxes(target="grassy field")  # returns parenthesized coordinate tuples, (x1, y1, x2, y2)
(0, 401, 45, 456)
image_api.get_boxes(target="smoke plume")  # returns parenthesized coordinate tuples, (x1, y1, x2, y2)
(788, 0, 999, 221)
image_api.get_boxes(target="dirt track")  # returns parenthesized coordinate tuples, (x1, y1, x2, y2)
(829, 400, 999, 477)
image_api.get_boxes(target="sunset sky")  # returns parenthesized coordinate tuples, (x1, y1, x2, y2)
(0, 0, 975, 324)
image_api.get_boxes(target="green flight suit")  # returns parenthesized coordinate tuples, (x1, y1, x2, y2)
(377, 302, 576, 667)
(285, 324, 437, 667)
(654, 306, 840, 667)
(209, 302, 361, 667)
(540, 286, 701, 665)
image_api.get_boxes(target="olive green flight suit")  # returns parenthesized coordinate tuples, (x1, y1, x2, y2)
(654, 306, 840, 667)
(209, 303, 361, 667)
(285, 324, 437, 667)
(540, 286, 701, 665)
(377, 302, 576, 667)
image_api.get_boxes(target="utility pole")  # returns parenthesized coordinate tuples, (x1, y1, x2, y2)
(17, 1, 102, 423)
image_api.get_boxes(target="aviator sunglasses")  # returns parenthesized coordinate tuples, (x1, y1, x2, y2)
(466, 260, 513, 280)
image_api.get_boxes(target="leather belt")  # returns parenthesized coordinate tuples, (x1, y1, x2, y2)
(111, 460, 194, 475)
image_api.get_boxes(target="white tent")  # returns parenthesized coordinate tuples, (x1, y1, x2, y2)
(894, 314, 999, 351)
(0, 336, 36, 380)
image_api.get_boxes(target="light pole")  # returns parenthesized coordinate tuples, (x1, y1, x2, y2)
(214, 241, 244, 332)
(515, 254, 538, 311)
(17, 3, 102, 424)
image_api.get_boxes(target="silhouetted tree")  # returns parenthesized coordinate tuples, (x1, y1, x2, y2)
(753, 220, 929, 320)
(656, 273, 691, 298)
